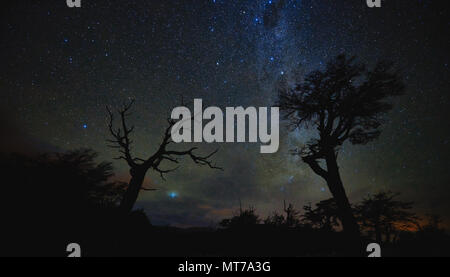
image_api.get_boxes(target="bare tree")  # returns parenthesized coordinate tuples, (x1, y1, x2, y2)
(106, 100, 221, 213)
(264, 201, 301, 228)
(283, 200, 301, 228)
(278, 54, 404, 244)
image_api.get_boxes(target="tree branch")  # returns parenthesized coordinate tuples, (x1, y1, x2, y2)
(107, 101, 222, 183)
(302, 156, 328, 180)
(106, 101, 138, 168)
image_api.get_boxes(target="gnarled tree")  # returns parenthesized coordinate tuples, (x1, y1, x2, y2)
(278, 54, 404, 247)
(106, 100, 221, 213)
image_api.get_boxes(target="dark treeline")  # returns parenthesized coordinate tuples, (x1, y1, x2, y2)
(0, 150, 448, 257)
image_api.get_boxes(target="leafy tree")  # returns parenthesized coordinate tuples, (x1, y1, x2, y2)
(1, 149, 124, 210)
(424, 214, 443, 231)
(0, 149, 127, 255)
(355, 191, 417, 243)
(416, 214, 444, 236)
(264, 211, 286, 227)
(220, 207, 260, 229)
(302, 198, 341, 231)
(52, 149, 125, 208)
(278, 54, 404, 242)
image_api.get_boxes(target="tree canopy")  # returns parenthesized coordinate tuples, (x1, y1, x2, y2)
(278, 54, 405, 161)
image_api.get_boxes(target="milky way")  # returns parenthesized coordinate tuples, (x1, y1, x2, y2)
(1, 0, 449, 227)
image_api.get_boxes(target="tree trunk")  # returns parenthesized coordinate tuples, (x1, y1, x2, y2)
(385, 231, 391, 244)
(325, 151, 361, 254)
(120, 167, 147, 213)
(385, 226, 392, 243)
(375, 223, 382, 243)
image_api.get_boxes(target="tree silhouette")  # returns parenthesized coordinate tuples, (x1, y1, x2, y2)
(264, 201, 301, 228)
(106, 100, 221, 213)
(355, 191, 417, 243)
(220, 206, 260, 229)
(422, 214, 443, 232)
(278, 54, 404, 244)
(50, 149, 127, 208)
(302, 198, 341, 231)
(283, 200, 301, 228)
(0, 149, 127, 255)
(264, 211, 285, 227)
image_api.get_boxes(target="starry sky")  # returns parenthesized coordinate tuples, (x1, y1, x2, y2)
(1, 0, 449, 227)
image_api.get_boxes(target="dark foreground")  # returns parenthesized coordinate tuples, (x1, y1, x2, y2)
(1, 208, 449, 257)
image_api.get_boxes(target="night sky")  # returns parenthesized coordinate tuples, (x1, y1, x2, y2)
(1, 0, 449, 227)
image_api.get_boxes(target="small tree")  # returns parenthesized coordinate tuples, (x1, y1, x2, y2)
(220, 206, 260, 229)
(264, 211, 285, 227)
(355, 191, 417, 243)
(302, 198, 341, 231)
(107, 100, 221, 213)
(283, 200, 301, 227)
(422, 214, 443, 231)
(264, 201, 301, 228)
(278, 54, 404, 241)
